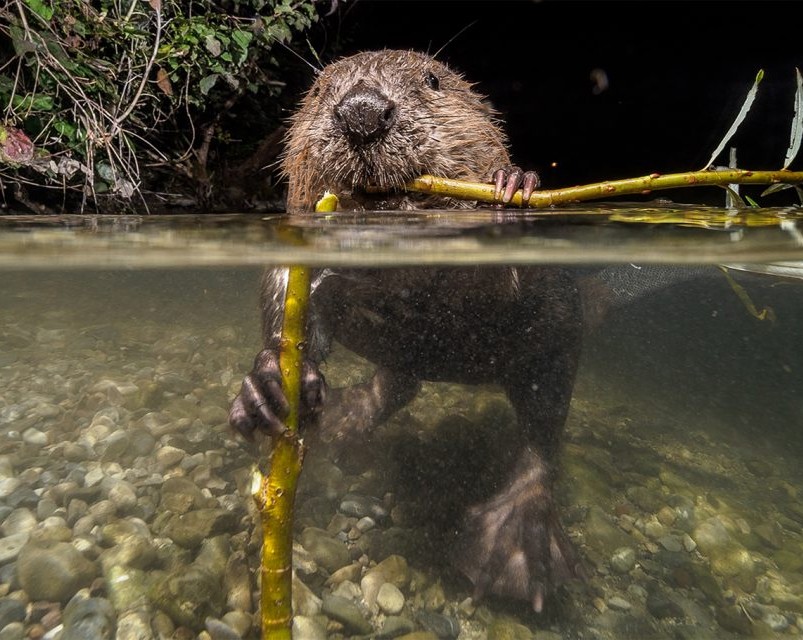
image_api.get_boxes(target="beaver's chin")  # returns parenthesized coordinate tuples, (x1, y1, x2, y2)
(341, 186, 408, 211)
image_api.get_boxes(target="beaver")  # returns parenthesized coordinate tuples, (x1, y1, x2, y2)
(229, 49, 583, 612)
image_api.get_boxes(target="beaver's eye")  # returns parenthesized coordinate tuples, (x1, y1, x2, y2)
(425, 71, 440, 90)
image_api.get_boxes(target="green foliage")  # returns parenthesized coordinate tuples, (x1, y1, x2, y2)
(0, 0, 320, 211)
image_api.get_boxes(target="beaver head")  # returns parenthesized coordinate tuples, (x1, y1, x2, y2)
(281, 50, 511, 212)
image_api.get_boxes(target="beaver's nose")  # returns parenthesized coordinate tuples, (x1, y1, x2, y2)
(334, 84, 397, 144)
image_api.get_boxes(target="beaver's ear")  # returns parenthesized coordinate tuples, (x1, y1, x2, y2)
(424, 71, 440, 91)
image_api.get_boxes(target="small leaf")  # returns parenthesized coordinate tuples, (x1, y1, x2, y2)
(53, 120, 77, 139)
(204, 34, 222, 57)
(232, 29, 253, 65)
(199, 74, 219, 95)
(761, 182, 794, 197)
(31, 95, 54, 111)
(704, 69, 764, 170)
(783, 67, 803, 169)
(23, 0, 53, 21)
(156, 67, 173, 96)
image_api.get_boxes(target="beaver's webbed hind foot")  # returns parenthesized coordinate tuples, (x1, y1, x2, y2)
(455, 449, 583, 612)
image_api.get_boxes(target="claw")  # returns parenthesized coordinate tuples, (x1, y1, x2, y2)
(228, 348, 326, 441)
(492, 166, 541, 206)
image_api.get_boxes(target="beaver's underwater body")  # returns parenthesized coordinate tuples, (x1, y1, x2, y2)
(229, 50, 583, 612)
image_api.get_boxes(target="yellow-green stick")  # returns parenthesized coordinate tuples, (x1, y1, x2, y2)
(406, 169, 803, 207)
(255, 192, 338, 639)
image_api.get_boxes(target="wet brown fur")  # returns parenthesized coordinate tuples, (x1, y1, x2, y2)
(281, 50, 511, 211)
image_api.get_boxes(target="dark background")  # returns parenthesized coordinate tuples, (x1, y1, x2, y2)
(297, 0, 803, 204)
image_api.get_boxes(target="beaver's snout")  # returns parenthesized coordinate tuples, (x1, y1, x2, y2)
(334, 83, 397, 145)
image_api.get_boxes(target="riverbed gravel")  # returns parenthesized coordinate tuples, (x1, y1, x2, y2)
(1, 269, 802, 639)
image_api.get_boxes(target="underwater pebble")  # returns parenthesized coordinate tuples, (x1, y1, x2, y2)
(417, 610, 460, 638)
(60, 597, 116, 640)
(21, 428, 48, 447)
(377, 582, 405, 615)
(0, 508, 37, 537)
(339, 493, 389, 522)
(607, 596, 632, 611)
(646, 590, 684, 619)
(299, 527, 351, 574)
(0, 600, 26, 630)
(17, 540, 98, 602)
(609, 546, 636, 573)
(0, 621, 25, 640)
(658, 535, 683, 552)
(292, 615, 327, 640)
(204, 617, 241, 640)
(321, 593, 372, 635)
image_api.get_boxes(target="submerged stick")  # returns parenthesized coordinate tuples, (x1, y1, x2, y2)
(405, 169, 803, 208)
(255, 192, 338, 639)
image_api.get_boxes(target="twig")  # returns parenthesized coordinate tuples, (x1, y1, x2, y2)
(254, 192, 337, 640)
(404, 169, 803, 208)
(112, 2, 162, 134)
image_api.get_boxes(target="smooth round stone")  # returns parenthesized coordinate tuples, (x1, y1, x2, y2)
(1, 508, 37, 536)
(609, 547, 636, 574)
(62, 443, 90, 463)
(87, 501, 117, 525)
(221, 611, 251, 638)
(22, 428, 48, 447)
(204, 618, 240, 640)
(99, 431, 131, 463)
(607, 596, 632, 611)
(160, 509, 238, 550)
(113, 609, 150, 640)
(658, 535, 683, 552)
(377, 582, 405, 615)
(83, 468, 105, 489)
(292, 572, 322, 618)
(0, 599, 26, 629)
(292, 615, 327, 640)
(0, 479, 21, 500)
(223, 553, 252, 613)
(692, 518, 731, 554)
(339, 493, 388, 522)
(321, 594, 372, 635)
(646, 591, 684, 619)
(36, 498, 58, 521)
(149, 565, 224, 631)
(378, 616, 416, 639)
(60, 597, 116, 640)
(417, 611, 460, 639)
(0, 532, 29, 564)
(17, 541, 98, 603)
(486, 619, 532, 640)
(299, 528, 350, 574)
(105, 481, 138, 513)
(0, 621, 24, 640)
(155, 446, 186, 472)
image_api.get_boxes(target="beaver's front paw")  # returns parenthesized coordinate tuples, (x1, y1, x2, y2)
(455, 452, 582, 612)
(228, 348, 326, 441)
(492, 165, 540, 205)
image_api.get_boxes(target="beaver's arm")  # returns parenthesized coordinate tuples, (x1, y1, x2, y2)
(228, 267, 328, 441)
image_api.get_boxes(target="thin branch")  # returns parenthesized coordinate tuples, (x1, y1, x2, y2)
(112, 3, 162, 134)
(404, 169, 803, 208)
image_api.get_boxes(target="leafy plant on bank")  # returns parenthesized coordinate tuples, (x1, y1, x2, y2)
(0, 0, 320, 212)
